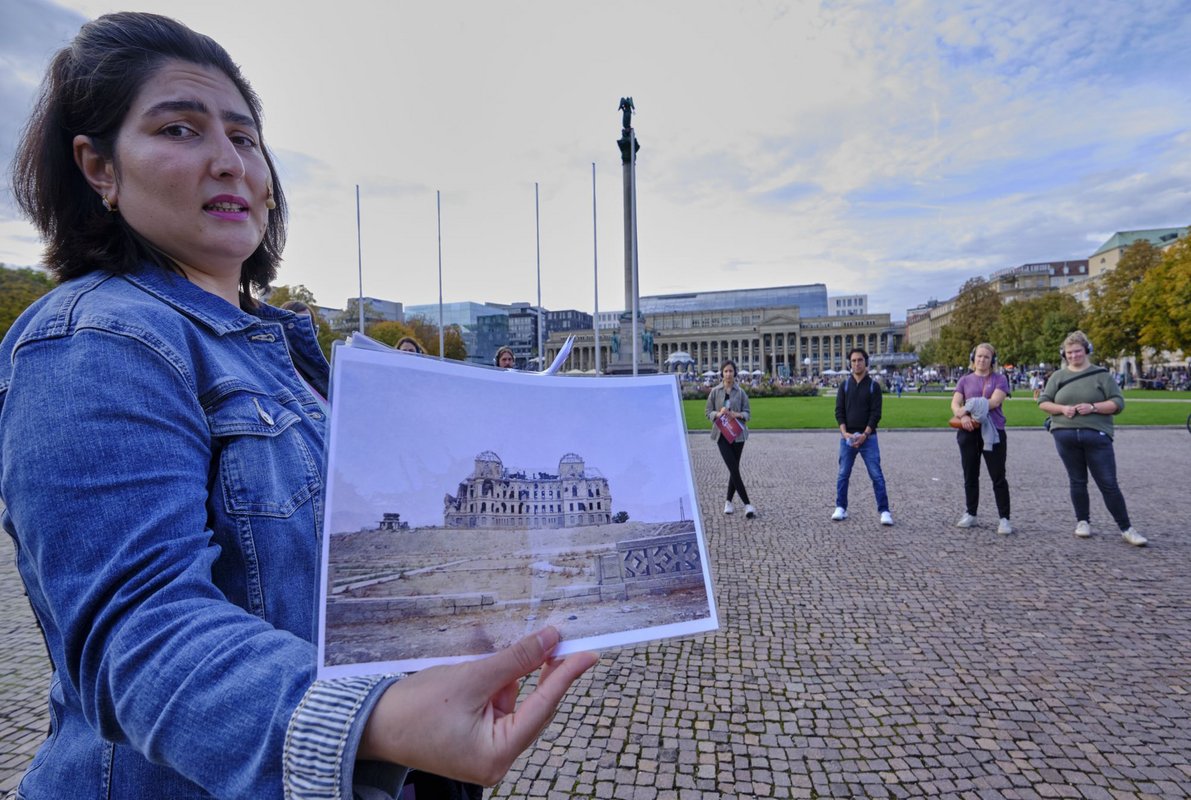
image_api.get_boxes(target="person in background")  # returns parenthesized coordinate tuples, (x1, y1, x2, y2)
(280, 299, 311, 315)
(494, 345, 516, 369)
(0, 13, 596, 799)
(951, 343, 1013, 534)
(396, 335, 425, 354)
(705, 359, 755, 519)
(1038, 331, 1146, 546)
(832, 348, 893, 526)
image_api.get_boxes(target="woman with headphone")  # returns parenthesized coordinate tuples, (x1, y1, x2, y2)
(951, 343, 1013, 534)
(1038, 331, 1146, 546)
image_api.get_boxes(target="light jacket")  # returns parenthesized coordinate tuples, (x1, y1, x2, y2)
(0, 267, 404, 799)
(705, 383, 751, 442)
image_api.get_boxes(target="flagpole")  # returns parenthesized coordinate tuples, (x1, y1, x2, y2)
(437, 189, 444, 360)
(356, 184, 364, 333)
(535, 182, 543, 368)
(592, 162, 601, 375)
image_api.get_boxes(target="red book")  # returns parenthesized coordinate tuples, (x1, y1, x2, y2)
(714, 413, 745, 443)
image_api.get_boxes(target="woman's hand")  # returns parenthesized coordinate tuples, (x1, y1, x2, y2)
(960, 415, 976, 431)
(359, 627, 598, 786)
(1062, 404, 1078, 419)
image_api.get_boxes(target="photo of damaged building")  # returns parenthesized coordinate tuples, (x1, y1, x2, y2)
(443, 451, 612, 529)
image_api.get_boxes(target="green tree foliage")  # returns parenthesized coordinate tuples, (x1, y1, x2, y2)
(612, 511, 629, 523)
(934, 277, 1001, 367)
(403, 315, 468, 361)
(265, 284, 342, 361)
(265, 284, 317, 308)
(915, 337, 942, 367)
(367, 316, 469, 361)
(1, 266, 55, 339)
(1085, 240, 1162, 367)
(989, 293, 1084, 368)
(1132, 234, 1191, 355)
(366, 320, 418, 347)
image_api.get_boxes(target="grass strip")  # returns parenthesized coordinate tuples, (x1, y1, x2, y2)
(683, 394, 1191, 431)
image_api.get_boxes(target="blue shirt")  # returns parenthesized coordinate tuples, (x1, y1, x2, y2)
(0, 267, 404, 799)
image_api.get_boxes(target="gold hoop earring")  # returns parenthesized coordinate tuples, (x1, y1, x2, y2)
(102, 194, 118, 213)
(265, 185, 276, 211)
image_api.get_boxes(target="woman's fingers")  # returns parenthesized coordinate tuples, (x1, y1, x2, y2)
(493, 650, 599, 755)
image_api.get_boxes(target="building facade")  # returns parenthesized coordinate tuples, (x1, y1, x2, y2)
(548, 307, 901, 377)
(1089, 228, 1187, 277)
(404, 301, 509, 364)
(443, 451, 612, 529)
(830, 294, 868, 316)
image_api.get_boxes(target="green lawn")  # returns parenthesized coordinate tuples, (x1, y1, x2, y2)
(683, 394, 1191, 431)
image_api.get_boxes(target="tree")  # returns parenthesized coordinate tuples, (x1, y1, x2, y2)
(264, 284, 317, 308)
(403, 315, 468, 361)
(989, 293, 1084, 368)
(1, 266, 55, 339)
(1085, 240, 1162, 368)
(612, 511, 629, 523)
(934, 277, 1001, 367)
(1132, 234, 1191, 355)
(366, 320, 417, 348)
(915, 338, 942, 368)
(264, 284, 342, 360)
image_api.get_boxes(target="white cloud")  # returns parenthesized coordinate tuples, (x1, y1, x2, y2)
(2, 0, 1189, 319)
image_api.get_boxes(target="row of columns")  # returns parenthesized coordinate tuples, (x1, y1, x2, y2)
(547, 330, 896, 376)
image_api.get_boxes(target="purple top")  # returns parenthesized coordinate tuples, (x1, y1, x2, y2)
(955, 371, 1011, 430)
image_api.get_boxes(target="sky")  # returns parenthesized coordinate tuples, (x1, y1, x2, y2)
(325, 348, 698, 531)
(2, 0, 1190, 320)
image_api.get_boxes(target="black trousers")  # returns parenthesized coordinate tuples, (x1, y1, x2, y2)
(956, 427, 1010, 519)
(716, 436, 750, 504)
(403, 772, 483, 800)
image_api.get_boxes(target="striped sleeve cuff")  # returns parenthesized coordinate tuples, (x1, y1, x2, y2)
(283, 674, 404, 800)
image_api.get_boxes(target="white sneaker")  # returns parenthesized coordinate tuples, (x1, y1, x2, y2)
(1074, 520, 1091, 538)
(997, 518, 1013, 535)
(1121, 527, 1147, 547)
(880, 511, 894, 526)
(831, 506, 847, 521)
(956, 513, 977, 528)
(744, 504, 756, 519)
(724, 501, 734, 515)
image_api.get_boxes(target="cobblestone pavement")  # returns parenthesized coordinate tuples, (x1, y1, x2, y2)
(3, 429, 1190, 798)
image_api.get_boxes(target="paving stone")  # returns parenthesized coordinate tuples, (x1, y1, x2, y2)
(3, 430, 1190, 798)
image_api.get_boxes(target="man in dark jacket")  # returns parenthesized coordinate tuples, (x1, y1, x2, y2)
(832, 348, 893, 525)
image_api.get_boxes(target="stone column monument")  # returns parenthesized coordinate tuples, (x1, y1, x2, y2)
(607, 97, 657, 375)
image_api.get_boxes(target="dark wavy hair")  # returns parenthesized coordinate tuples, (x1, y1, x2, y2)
(10, 12, 286, 295)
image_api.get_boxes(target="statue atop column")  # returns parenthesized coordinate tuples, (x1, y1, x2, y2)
(617, 97, 640, 164)
(607, 97, 655, 374)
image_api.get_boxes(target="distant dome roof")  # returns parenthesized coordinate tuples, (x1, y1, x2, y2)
(559, 452, 583, 464)
(476, 451, 502, 463)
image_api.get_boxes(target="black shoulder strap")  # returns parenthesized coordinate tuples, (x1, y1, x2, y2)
(1056, 366, 1108, 392)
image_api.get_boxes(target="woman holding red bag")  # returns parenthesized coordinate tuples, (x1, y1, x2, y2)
(705, 359, 755, 519)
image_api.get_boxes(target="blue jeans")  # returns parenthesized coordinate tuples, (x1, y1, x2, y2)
(836, 434, 890, 513)
(1051, 428, 1132, 530)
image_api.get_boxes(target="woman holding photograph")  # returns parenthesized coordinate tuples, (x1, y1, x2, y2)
(0, 13, 596, 800)
(705, 359, 755, 519)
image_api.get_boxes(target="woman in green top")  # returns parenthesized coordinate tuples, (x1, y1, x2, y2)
(1038, 331, 1146, 546)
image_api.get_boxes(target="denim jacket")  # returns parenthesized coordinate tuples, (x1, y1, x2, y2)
(0, 267, 405, 799)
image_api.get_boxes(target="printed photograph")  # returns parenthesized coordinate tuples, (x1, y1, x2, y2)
(318, 346, 718, 678)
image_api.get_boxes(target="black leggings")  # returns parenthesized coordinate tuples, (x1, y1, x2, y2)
(716, 436, 750, 504)
(957, 427, 1010, 519)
